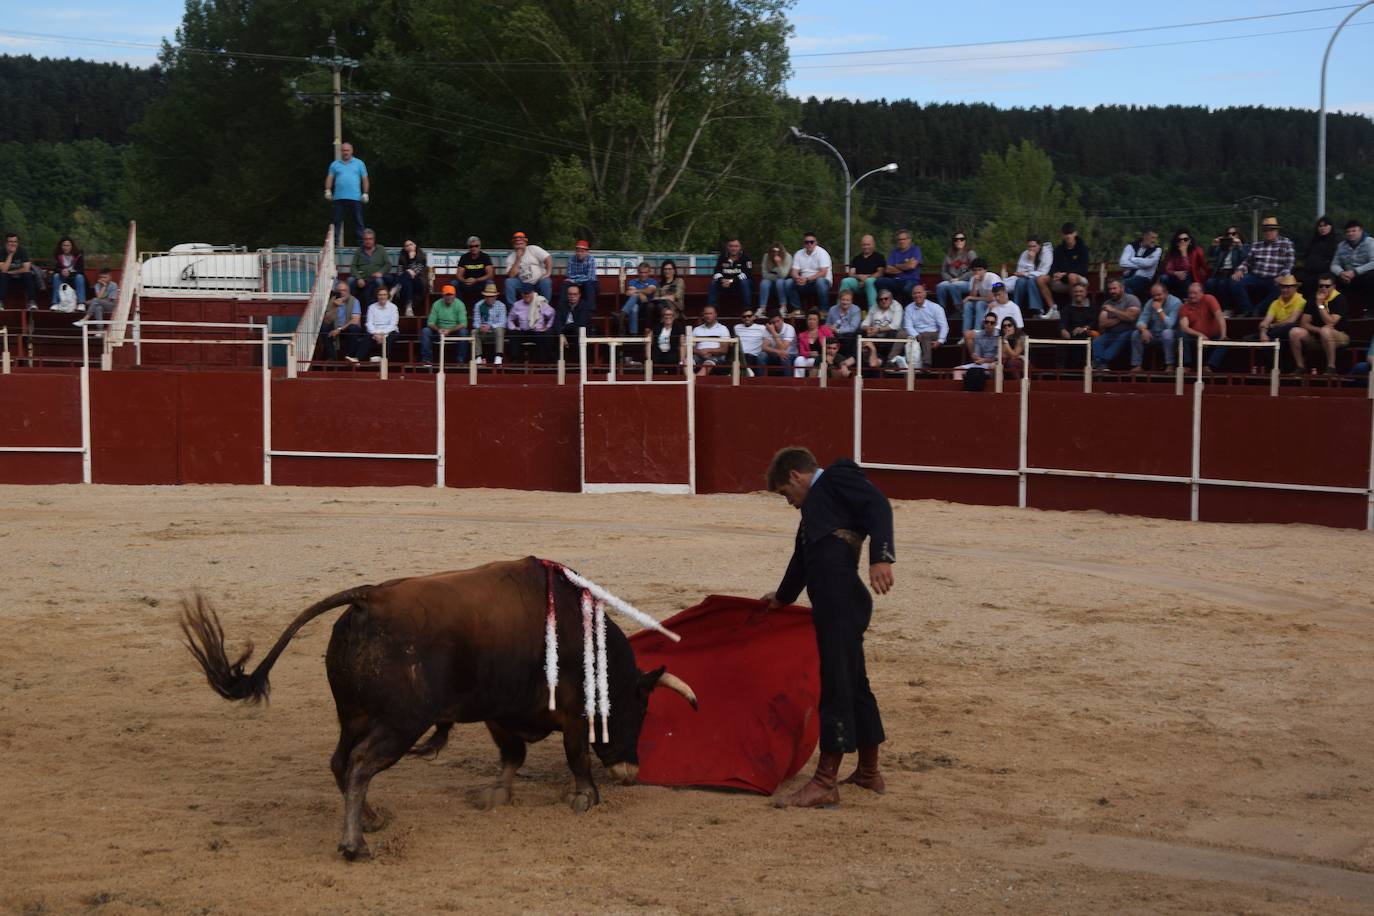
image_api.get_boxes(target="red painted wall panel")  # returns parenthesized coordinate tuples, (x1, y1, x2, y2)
(1200, 485, 1367, 529)
(177, 372, 263, 484)
(270, 456, 438, 488)
(1027, 476, 1192, 520)
(861, 389, 1019, 471)
(271, 377, 437, 456)
(1029, 392, 1192, 477)
(445, 384, 580, 492)
(582, 385, 690, 485)
(1199, 395, 1372, 489)
(866, 468, 1020, 506)
(89, 372, 180, 484)
(0, 373, 82, 483)
(694, 386, 854, 493)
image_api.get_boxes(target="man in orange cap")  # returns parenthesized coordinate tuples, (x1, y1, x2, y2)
(557, 240, 599, 337)
(421, 284, 468, 366)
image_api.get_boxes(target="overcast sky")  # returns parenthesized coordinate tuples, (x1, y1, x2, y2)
(2, 1, 1372, 116)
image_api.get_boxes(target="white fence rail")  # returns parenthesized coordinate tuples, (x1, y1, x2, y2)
(138, 244, 316, 298)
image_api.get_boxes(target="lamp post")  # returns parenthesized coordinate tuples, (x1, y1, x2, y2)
(1317, 1, 1372, 217)
(790, 126, 898, 266)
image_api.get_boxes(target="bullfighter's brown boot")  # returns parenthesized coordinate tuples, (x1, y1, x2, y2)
(841, 745, 886, 795)
(775, 751, 843, 808)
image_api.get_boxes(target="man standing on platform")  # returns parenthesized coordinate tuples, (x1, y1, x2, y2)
(324, 142, 369, 246)
(762, 446, 894, 809)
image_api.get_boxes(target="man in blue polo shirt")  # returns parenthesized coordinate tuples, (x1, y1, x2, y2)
(874, 229, 922, 304)
(324, 142, 370, 246)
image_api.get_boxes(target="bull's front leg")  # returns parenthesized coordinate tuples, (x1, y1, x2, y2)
(480, 721, 527, 810)
(562, 728, 600, 812)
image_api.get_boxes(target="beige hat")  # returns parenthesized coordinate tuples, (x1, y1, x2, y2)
(1276, 274, 1299, 287)
(1261, 216, 1281, 230)
(482, 282, 498, 295)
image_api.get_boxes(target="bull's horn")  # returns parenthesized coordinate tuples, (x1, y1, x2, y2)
(657, 672, 699, 710)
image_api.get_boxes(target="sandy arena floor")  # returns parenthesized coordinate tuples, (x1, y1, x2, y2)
(3, 484, 1374, 914)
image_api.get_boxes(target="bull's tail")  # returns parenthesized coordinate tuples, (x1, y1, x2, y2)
(180, 586, 369, 704)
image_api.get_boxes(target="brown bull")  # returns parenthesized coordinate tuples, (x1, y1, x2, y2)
(181, 557, 697, 860)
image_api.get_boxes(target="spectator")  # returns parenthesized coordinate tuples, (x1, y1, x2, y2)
(503, 231, 553, 305)
(0, 232, 38, 310)
(1008, 236, 1053, 318)
(988, 282, 1024, 330)
(794, 309, 835, 378)
(1300, 216, 1339, 298)
(1159, 229, 1209, 301)
(50, 237, 86, 310)
(1289, 275, 1347, 376)
(861, 288, 907, 368)
(1130, 282, 1182, 372)
(653, 259, 686, 325)
(874, 229, 922, 304)
(1205, 225, 1250, 316)
(840, 234, 884, 310)
(953, 313, 1002, 382)
(559, 240, 599, 323)
(324, 141, 369, 246)
(823, 337, 857, 380)
(936, 231, 977, 316)
(320, 280, 364, 362)
(350, 229, 390, 305)
(960, 258, 1003, 357)
(899, 284, 946, 370)
(1232, 216, 1295, 317)
(84, 268, 119, 329)
(692, 305, 731, 376)
(788, 232, 833, 313)
(758, 241, 794, 317)
(1091, 278, 1142, 371)
(456, 236, 494, 307)
(620, 260, 659, 336)
(733, 307, 768, 373)
(1177, 281, 1228, 373)
(388, 237, 428, 318)
(471, 282, 507, 366)
(1251, 274, 1305, 371)
(826, 287, 862, 360)
(1119, 228, 1162, 299)
(1331, 219, 1374, 307)
(646, 304, 686, 374)
(760, 311, 797, 375)
(999, 316, 1026, 380)
(508, 286, 556, 363)
(1352, 338, 1373, 379)
(1039, 222, 1090, 309)
(708, 238, 753, 311)
(364, 286, 400, 363)
(1057, 279, 1097, 369)
(420, 285, 468, 367)
(558, 284, 592, 345)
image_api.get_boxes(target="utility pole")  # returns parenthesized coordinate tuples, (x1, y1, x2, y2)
(1235, 195, 1278, 241)
(308, 33, 359, 161)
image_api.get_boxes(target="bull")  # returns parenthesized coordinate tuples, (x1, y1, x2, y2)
(180, 557, 698, 860)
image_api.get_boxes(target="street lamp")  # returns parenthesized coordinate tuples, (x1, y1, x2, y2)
(790, 126, 898, 266)
(1317, 1, 1372, 217)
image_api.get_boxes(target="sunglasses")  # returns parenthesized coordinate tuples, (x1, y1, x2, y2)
(803, 239, 817, 245)
(742, 313, 755, 318)
(983, 319, 996, 325)
(879, 296, 892, 301)
(1178, 236, 1190, 242)
(953, 236, 966, 241)
(1318, 282, 1334, 288)
(1227, 231, 1240, 237)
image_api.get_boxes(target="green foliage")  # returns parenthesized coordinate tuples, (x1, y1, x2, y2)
(0, 55, 163, 144)
(0, 140, 129, 256)
(973, 140, 1085, 266)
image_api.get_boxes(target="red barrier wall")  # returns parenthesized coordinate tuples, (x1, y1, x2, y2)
(445, 384, 580, 492)
(0, 373, 83, 484)
(694, 385, 853, 493)
(583, 384, 690, 486)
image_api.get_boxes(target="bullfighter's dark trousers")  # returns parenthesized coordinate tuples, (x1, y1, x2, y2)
(805, 536, 885, 755)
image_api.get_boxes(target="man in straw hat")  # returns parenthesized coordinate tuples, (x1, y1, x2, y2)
(1249, 274, 1306, 372)
(471, 282, 508, 366)
(1231, 216, 1295, 317)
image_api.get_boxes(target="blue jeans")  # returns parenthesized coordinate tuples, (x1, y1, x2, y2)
(1123, 274, 1153, 300)
(1235, 274, 1278, 318)
(1013, 277, 1046, 316)
(759, 278, 794, 315)
(504, 277, 552, 307)
(936, 280, 970, 313)
(1204, 276, 1245, 314)
(962, 298, 990, 337)
(421, 326, 469, 364)
(839, 276, 878, 310)
(873, 277, 914, 304)
(1092, 327, 1133, 368)
(52, 272, 87, 306)
(331, 199, 365, 246)
(708, 277, 752, 310)
(1130, 327, 1176, 368)
(386, 270, 425, 308)
(621, 295, 645, 334)
(786, 277, 831, 312)
(1181, 333, 1228, 370)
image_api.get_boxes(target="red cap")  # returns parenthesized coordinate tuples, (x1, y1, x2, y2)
(575, 240, 589, 250)
(512, 231, 527, 241)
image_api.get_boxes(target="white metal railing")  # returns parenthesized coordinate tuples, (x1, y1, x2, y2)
(105, 220, 139, 361)
(1, 327, 9, 374)
(294, 226, 337, 374)
(138, 244, 315, 299)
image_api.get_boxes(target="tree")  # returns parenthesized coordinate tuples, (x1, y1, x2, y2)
(973, 140, 1086, 267)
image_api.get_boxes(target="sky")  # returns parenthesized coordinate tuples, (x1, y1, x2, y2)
(2, 0, 1373, 116)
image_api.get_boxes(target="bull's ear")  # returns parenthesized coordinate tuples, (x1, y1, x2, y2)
(637, 666, 667, 700)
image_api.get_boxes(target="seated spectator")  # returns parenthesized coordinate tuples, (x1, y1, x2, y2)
(961, 258, 1003, 357)
(1177, 282, 1228, 373)
(708, 239, 753, 311)
(1056, 280, 1097, 369)
(862, 288, 907, 368)
(508, 286, 556, 363)
(823, 337, 856, 379)
(1232, 217, 1295, 317)
(840, 234, 884, 311)
(1119, 228, 1162, 300)
(999, 316, 1026, 380)
(50, 237, 87, 310)
(1299, 216, 1338, 298)
(936, 231, 977, 316)
(559, 240, 599, 322)
(874, 229, 921, 304)
(421, 285, 468, 367)
(364, 285, 400, 363)
(456, 236, 494, 307)
(1159, 229, 1209, 301)
(1039, 222, 1089, 309)
(471, 282, 507, 366)
(1352, 338, 1373, 379)
(758, 242, 794, 317)
(1289, 275, 1347, 376)
(652, 259, 686, 326)
(1, 232, 39, 309)
(1008, 236, 1052, 317)
(320, 280, 364, 362)
(503, 231, 553, 305)
(1091, 278, 1142, 370)
(350, 229, 390, 305)
(787, 233, 832, 313)
(793, 309, 834, 378)
(558, 284, 592, 344)
(826, 288, 862, 360)
(1249, 274, 1305, 370)
(760, 312, 797, 375)
(1131, 282, 1182, 372)
(733, 308, 768, 372)
(899, 284, 946, 370)
(1205, 226, 1249, 315)
(692, 305, 731, 375)
(620, 260, 659, 336)
(953, 313, 1001, 382)
(646, 304, 686, 374)
(388, 237, 428, 318)
(1331, 219, 1374, 308)
(988, 282, 1024, 331)
(83, 268, 119, 329)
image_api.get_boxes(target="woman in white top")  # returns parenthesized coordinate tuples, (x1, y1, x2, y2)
(1009, 236, 1052, 317)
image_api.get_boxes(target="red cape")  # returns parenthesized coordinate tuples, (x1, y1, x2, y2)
(630, 595, 820, 795)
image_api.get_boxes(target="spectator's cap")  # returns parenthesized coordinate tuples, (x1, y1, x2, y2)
(512, 231, 528, 241)
(575, 240, 589, 250)
(466, 235, 481, 246)
(441, 284, 457, 295)
(1261, 216, 1281, 230)
(1277, 274, 1299, 287)
(482, 282, 498, 295)
(991, 281, 1006, 290)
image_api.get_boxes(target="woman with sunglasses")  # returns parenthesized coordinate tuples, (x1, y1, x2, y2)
(1299, 216, 1339, 299)
(935, 232, 977, 316)
(999, 316, 1026, 380)
(1205, 226, 1249, 315)
(1160, 229, 1209, 301)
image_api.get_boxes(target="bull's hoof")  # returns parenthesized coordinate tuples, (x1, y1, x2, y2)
(569, 791, 595, 813)
(361, 804, 392, 833)
(479, 785, 512, 810)
(338, 840, 371, 861)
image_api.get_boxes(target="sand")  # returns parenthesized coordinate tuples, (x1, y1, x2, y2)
(2, 484, 1373, 915)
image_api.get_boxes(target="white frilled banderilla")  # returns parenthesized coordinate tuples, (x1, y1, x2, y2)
(540, 560, 682, 743)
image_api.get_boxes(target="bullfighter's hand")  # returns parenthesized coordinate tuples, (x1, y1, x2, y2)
(869, 562, 894, 595)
